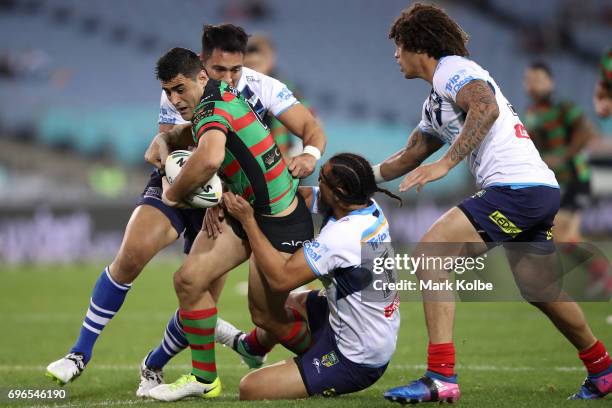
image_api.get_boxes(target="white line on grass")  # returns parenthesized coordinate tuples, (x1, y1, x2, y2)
(0, 363, 584, 372)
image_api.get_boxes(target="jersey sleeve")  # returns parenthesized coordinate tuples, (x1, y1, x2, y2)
(159, 91, 188, 125)
(433, 57, 489, 103)
(192, 101, 233, 142)
(303, 220, 360, 277)
(260, 74, 299, 117)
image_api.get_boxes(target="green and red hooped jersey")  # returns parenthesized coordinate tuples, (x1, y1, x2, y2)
(524, 99, 590, 185)
(192, 80, 298, 215)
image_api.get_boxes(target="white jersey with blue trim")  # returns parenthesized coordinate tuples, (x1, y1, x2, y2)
(418, 56, 558, 189)
(158, 67, 298, 125)
(303, 187, 400, 367)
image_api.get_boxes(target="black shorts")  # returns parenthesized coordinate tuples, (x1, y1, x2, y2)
(458, 185, 560, 253)
(137, 169, 204, 254)
(560, 179, 592, 211)
(226, 193, 314, 254)
(294, 291, 388, 397)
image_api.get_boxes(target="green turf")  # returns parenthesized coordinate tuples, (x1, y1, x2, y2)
(0, 261, 610, 407)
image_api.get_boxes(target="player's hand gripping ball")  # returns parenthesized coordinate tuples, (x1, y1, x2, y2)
(164, 150, 222, 208)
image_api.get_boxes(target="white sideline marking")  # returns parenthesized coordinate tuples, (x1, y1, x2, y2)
(2, 363, 584, 372)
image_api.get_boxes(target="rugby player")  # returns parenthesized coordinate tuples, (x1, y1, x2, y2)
(371, 3, 611, 403)
(147, 47, 315, 400)
(46, 24, 325, 394)
(212, 153, 401, 400)
(523, 61, 598, 242)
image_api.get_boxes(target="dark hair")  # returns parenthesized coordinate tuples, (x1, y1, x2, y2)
(201, 24, 249, 58)
(389, 2, 469, 59)
(156, 47, 202, 82)
(528, 61, 553, 77)
(246, 34, 275, 54)
(324, 153, 402, 207)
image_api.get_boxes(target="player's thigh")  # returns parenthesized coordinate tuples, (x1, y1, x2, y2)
(247, 252, 292, 320)
(421, 206, 486, 246)
(553, 209, 581, 242)
(505, 247, 564, 302)
(239, 358, 307, 400)
(176, 218, 250, 292)
(110, 204, 179, 283)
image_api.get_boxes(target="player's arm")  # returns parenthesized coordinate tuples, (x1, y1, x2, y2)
(398, 80, 499, 192)
(162, 129, 226, 206)
(222, 192, 316, 292)
(145, 123, 193, 168)
(374, 127, 444, 182)
(443, 80, 499, 167)
(276, 103, 327, 179)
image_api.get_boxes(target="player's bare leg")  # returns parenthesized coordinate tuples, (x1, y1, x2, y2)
(506, 248, 611, 399)
(553, 209, 582, 243)
(239, 359, 308, 400)
(47, 204, 181, 386)
(149, 223, 249, 401)
(385, 207, 486, 404)
(246, 254, 313, 355)
(238, 290, 311, 400)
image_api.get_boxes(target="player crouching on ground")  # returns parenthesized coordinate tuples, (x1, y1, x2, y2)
(223, 153, 402, 400)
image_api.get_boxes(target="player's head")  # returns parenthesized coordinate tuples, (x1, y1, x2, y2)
(389, 3, 469, 78)
(524, 61, 554, 102)
(156, 47, 207, 121)
(317, 153, 402, 214)
(201, 24, 249, 87)
(244, 34, 277, 75)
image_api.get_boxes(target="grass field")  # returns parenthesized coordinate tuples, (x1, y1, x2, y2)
(1, 260, 611, 407)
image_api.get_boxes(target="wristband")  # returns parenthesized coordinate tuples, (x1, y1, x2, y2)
(372, 164, 385, 183)
(302, 145, 322, 161)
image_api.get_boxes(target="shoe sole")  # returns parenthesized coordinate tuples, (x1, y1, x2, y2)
(45, 371, 69, 386)
(384, 395, 460, 404)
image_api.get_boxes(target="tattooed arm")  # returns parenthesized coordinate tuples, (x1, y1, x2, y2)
(378, 127, 444, 181)
(398, 80, 499, 192)
(442, 80, 499, 166)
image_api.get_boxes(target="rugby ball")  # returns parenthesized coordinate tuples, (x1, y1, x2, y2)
(164, 150, 222, 208)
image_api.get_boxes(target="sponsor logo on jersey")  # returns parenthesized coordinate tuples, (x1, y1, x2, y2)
(472, 189, 486, 198)
(281, 240, 304, 248)
(445, 70, 475, 94)
(262, 146, 282, 170)
(321, 351, 339, 368)
(245, 75, 260, 83)
(488, 210, 522, 237)
(193, 104, 215, 124)
(276, 86, 294, 101)
(546, 228, 553, 240)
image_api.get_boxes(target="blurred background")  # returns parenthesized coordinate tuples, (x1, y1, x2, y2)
(0, 0, 611, 263)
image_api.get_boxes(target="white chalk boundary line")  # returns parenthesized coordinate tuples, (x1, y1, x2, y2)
(0, 363, 584, 372)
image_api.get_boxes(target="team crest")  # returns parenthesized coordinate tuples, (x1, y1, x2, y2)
(321, 351, 339, 368)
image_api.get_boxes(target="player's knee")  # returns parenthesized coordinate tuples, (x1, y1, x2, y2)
(239, 373, 259, 400)
(110, 250, 148, 284)
(173, 262, 209, 295)
(248, 304, 272, 331)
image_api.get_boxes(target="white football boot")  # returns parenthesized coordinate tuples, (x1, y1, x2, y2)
(136, 352, 164, 397)
(148, 374, 221, 401)
(46, 352, 86, 385)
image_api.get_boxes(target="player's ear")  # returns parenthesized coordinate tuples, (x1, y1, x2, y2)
(197, 69, 208, 85)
